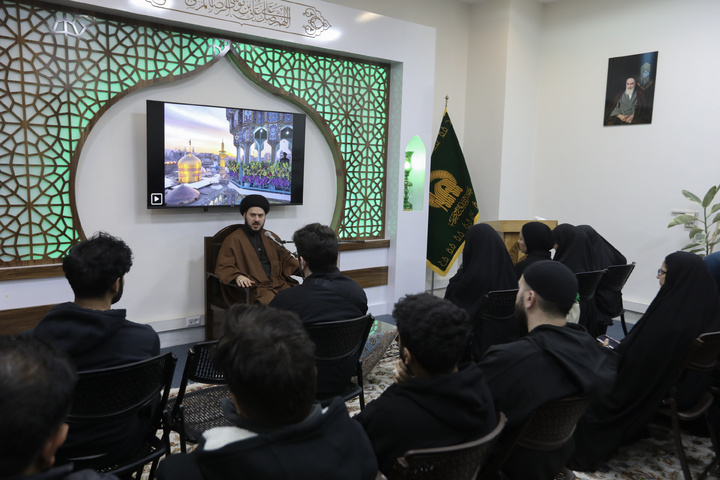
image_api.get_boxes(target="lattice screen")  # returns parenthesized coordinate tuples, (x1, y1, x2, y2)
(0, 1, 390, 279)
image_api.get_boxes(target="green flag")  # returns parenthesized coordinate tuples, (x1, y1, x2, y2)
(426, 110, 479, 276)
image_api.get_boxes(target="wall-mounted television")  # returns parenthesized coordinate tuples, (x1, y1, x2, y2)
(146, 100, 305, 209)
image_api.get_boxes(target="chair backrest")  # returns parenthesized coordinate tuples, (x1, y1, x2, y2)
(516, 396, 591, 451)
(305, 314, 375, 362)
(481, 289, 519, 321)
(575, 270, 606, 301)
(205, 225, 244, 305)
(68, 352, 176, 425)
(186, 340, 226, 384)
(599, 262, 636, 292)
(388, 413, 507, 480)
(677, 331, 720, 376)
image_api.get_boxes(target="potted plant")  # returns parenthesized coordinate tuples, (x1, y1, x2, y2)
(667, 185, 720, 256)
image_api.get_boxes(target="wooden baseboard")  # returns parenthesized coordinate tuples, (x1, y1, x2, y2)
(0, 304, 55, 336)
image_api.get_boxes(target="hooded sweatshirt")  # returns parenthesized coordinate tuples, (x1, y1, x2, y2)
(25, 302, 160, 465)
(354, 363, 497, 475)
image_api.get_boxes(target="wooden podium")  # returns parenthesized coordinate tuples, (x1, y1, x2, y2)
(485, 220, 558, 265)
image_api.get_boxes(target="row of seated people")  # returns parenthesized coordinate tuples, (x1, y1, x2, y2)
(4, 258, 608, 480)
(444, 221, 630, 356)
(7, 205, 720, 479)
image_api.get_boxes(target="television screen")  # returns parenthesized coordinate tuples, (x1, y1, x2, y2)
(146, 100, 305, 209)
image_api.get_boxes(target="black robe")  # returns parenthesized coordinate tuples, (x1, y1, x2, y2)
(571, 251, 720, 471)
(444, 223, 517, 358)
(515, 222, 554, 278)
(553, 224, 602, 335)
(577, 225, 628, 329)
(479, 322, 617, 480)
(552, 224, 594, 274)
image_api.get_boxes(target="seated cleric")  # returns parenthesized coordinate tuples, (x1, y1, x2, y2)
(215, 194, 300, 305)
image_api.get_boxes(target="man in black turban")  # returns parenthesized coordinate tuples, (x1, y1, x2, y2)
(478, 261, 617, 480)
(215, 195, 299, 305)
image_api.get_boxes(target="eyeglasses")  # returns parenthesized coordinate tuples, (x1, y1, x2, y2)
(657, 268, 667, 277)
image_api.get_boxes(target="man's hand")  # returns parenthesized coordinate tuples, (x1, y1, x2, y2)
(625, 114, 634, 123)
(393, 358, 413, 384)
(617, 114, 628, 122)
(235, 275, 254, 288)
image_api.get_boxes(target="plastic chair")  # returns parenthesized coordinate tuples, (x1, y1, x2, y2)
(657, 331, 720, 480)
(167, 340, 234, 453)
(304, 314, 375, 409)
(478, 396, 590, 480)
(473, 289, 519, 360)
(205, 225, 251, 340)
(387, 413, 507, 480)
(65, 352, 177, 479)
(597, 262, 636, 335)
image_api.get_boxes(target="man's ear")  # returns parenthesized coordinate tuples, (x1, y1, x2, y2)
(401, 346, 413, 366)
(35, 423, 68, 472)
(110, 277, 121, 293)
(524, 290, 537, 309)
(230, 393, 243, 417)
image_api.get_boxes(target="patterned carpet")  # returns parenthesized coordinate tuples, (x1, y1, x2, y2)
(151, 338, 720, 479)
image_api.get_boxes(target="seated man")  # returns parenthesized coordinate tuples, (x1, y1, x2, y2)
(215, 194, 299, 305)
(478, 260, 617, 480)
(354, 293, 497, 476)
(0, 335, 118, 480)
(270, 222, 369, 399)
(157, 304, 378, 480)
(24, 231, 160, 466)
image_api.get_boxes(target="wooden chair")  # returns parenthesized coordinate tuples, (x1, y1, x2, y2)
(387, 413, 507, 480)
(167, 340, 234, 453)
(597, 262, 636, 335)
(656, 331, 720, 480)
(64, 352, 177, 479)
(478, 396, 590, 480)
(304, 314, 375, 409)
(205, 224, 251, 340)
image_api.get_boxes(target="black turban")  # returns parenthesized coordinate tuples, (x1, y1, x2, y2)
(239, 195, 270, 215)
(523, 260, 577, 309)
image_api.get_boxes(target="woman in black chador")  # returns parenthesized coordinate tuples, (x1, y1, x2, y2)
(444, 223, 517, 359)
(571, 252, 720, 471)
(578, 225, 628, 334)
(515, 222, 554, 277)
(552, 223, 594, 273)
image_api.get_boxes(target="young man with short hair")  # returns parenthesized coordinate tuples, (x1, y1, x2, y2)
(157, 304, 377, 480)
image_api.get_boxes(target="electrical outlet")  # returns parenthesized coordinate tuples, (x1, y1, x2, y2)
(186, 316, 202, 327)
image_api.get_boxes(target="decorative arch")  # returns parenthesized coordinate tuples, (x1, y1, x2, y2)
(0, 1, 390, 280)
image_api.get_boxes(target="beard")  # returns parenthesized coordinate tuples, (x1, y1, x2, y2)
(625, 87, 635, 98)
(514, 298, 529, 336)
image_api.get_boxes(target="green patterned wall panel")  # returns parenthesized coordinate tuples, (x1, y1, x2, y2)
(1, 1, 389, 279)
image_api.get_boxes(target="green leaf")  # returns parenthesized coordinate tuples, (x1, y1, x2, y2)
(712, 212, 720, 225)
(711, 203, 720, 214)
(668, 215, 698, 227)
(686, 247, 706, 254)
(702, 186, 719, 208)
(693, 232, 707, 243)
(689, 226, 703, 238)
(682, 190, 702, 204)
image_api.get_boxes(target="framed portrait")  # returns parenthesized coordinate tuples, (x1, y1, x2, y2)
(603, 51, 659, 126)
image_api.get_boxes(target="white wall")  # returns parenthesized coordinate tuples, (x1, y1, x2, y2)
(532, 0, 720, 308)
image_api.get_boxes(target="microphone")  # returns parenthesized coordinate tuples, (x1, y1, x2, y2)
(264, 231, 293, 246)
(264, 231, 298, 259)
